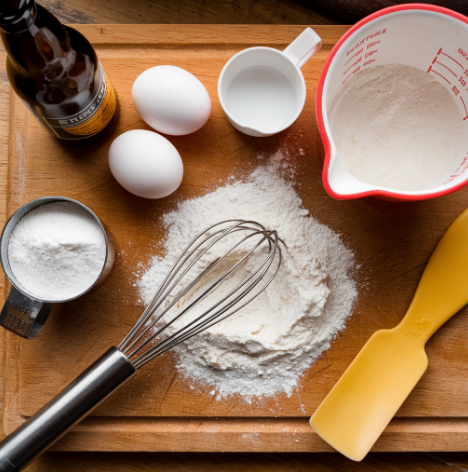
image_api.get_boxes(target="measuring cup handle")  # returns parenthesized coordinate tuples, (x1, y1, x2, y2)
(283, 27, 322, 69)
(0, 286, 53, 339)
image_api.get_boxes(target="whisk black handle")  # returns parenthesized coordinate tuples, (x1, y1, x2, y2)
(0, 347, 137, 471)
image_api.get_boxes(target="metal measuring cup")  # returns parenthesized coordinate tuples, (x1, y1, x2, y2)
(0, 196, 114, 339)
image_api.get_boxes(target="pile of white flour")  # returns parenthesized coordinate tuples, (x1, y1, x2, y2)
(329, 64, 463, 191)
(138, 167, 357, 397)
(8, 202, 106, 300)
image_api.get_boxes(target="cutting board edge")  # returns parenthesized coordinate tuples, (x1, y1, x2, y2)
(67, 24, 349, 47)
(3, 23, 468, 452)
(4, 414, 468, 452)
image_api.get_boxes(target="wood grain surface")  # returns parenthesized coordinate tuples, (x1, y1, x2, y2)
(3, 24, 468, 463)
(0, 2, 467, 471)
(5, 23, 346, 425)
(41, 0, 333, 25)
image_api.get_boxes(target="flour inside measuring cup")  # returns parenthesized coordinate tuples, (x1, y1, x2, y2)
(8, 202, 106, 300)
(329, 64, 463, 191)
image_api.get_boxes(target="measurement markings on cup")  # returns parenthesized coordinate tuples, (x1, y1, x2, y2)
(426, 47, 468, 181)
(429, 48, 468, 120)
(341, 29, 387, 85)
(445, 154, 468, 185)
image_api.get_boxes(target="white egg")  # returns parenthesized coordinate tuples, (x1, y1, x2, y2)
(132, 65, 211, 136)
(108, 129, 183, 199)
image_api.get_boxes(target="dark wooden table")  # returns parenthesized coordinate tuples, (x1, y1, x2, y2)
(0, 1, 466, 470)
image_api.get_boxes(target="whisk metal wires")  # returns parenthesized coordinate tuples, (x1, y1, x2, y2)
(0, 219, 284, 472)
(119, 219, 284, 369)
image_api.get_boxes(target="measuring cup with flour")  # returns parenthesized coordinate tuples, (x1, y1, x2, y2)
(0, 197, 114, 339)
(317, 4, 468, 201)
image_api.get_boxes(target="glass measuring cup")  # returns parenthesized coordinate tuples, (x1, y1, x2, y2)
(0, 196, 114, 339)
(317, 4, 468, 201)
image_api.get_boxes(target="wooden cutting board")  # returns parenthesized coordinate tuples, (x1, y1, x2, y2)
(3, 24, 468, 453)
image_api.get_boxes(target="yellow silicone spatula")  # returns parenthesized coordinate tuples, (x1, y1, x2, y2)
(310, 207, 468, 461)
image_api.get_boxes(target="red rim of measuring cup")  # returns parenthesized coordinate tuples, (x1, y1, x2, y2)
(317, 3, 468, 201)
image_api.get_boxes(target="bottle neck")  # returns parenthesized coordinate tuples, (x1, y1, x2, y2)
(0, 2, 72, 79)
(0, 0, 36, 33)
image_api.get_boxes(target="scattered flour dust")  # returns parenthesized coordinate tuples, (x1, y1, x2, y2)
(137, 166, 357, 398)
(329, 64, 463, 191)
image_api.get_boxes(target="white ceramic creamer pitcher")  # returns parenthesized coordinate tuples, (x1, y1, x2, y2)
(219, 28, 322, 137)
(318, 4, 468, 201)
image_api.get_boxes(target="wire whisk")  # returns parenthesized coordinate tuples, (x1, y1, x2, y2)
(119, 219, 283, 368)
(0, 219, 283, 472)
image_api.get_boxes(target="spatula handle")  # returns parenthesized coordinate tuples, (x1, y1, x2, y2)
(0, 347, 136, 471)
(398, 208, 468, 344)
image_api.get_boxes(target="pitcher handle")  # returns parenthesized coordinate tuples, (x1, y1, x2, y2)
(283, 27, 322, 69)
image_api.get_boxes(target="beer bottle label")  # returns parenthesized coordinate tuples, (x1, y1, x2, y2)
(41, 63, 117, 137)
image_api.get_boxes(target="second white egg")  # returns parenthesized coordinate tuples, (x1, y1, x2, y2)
(132, 65, 211, 136)
(108, 129, 183, 199)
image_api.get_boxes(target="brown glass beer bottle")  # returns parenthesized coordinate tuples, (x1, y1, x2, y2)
(0, 0, 117, 140)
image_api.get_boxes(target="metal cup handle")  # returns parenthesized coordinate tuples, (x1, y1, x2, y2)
(0, 286, 53, 339)
(0, 196, 114, 340)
